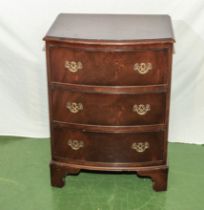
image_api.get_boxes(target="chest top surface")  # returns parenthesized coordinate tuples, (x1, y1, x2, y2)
(44, 13, 175, 43)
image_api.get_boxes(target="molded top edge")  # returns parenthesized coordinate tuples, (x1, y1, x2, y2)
(44, 13, 175, 43)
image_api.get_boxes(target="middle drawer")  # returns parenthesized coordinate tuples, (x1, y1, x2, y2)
(52, 89, 166, 126)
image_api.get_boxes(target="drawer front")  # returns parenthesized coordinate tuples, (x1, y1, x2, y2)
(52, 127, 165, 164)
(49, 46, 168, 86)
(52, 89, 166, 125)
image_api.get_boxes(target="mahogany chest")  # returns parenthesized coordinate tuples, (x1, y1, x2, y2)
(44, 14, 175, 191)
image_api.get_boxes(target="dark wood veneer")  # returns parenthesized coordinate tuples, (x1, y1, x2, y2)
(52, 89, 166, 126)
(52, 126, 165, 164)
(44, 14, 174, 192)
(49, 45, 168, 86)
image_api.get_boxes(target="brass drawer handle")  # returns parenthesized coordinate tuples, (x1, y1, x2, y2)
(133, 104, 151, 115)
(133, 62, 152, 74)
(131, 142, 149, 153)
(66, 102, 83, 113)
(68, 139, 84, 150)
(65, 61, 83, 73)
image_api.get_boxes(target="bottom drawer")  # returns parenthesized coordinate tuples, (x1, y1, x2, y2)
(52, 126, 165, 166)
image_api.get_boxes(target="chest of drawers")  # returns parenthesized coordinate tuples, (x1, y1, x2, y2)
(44, 14, 174, 191)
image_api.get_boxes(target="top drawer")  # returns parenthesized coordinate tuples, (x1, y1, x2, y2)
(48, 45, 169, 86)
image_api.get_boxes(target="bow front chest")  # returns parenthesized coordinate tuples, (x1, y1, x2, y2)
(44, 13, 174, 191)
